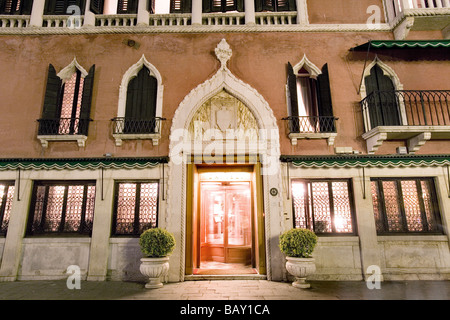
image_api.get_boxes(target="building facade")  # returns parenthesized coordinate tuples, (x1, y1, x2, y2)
(0, 0, 449, 283)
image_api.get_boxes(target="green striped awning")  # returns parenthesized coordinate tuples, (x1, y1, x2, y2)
(0, 157, 169, 171)
(351, 40, 450, 51)
(280, 154, 450, 168)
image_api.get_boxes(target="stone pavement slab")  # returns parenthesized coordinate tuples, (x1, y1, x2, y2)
(0, 279, 448, 300)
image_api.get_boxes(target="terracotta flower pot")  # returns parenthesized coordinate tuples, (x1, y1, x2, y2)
(285, 257, 316, 289)
(139, 257, 170, 289)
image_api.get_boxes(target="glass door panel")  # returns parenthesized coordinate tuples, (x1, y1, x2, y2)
(200, 181, 252, 265)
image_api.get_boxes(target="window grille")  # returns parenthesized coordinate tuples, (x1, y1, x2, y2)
(113, 181, 159, 236)
(27, 181, 96, 235)
(0, 182, 15, 236)
(371, 178, 443, 234)
(291, 179, 356, 235)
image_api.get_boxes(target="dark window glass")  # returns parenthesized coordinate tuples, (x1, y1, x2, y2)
(291, 179, 356, 235)
(371, 178, 443, 234)
(28, 181, 96, 236)
(112, 181, 159, 236)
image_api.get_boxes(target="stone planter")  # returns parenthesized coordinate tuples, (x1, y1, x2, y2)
(285, 257, 316, 289)
(139, 257, 170, 289)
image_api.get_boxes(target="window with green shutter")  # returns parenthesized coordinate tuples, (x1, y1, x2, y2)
(254, 0, 296, 12)
(286, 62, 336, 134)
(39, 64, 95, 136)
(203, 0, 244, 12)
(44, 0, 85, 15)
(0, 0, 33, 14)
(123, 66, 158, 134)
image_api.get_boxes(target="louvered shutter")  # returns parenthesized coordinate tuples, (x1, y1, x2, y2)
(117, 0, 137, 13)
(90, 0, 103, 14)
(0, 0, 16, 14)
(147, 0, 155, 13)
(170, 0, 191, 13)
(287, 62, 299, 132)
(45, 0, 84, 15)
(54, 0, 66, 14)
(39, 64, 62, 135)
(263, 0, 274, 11)
(202, 0, 211, 12)
(254, 0, 263, 12)
(236, 0, 244, 12)
(125, 67, 158, 133)
(22, 0, 33, 14)
(78, 65, 95, 136)
(316, 64, 335, 132)
(365, 64, 399, 128)
(277, 0, 295, 11)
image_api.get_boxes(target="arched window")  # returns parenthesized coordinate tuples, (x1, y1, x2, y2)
(123, 66, 158, 133)
(287, 57, 335, 134)
(113, 55, 164, 146)
(39, 60, 95, 138)
(255, 0, 296, 12)
(361, 59, 403, 131)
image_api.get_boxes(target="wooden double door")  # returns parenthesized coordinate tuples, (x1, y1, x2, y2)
(200, 181, 252, 265)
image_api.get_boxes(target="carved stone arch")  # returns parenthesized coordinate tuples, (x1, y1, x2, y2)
(57, 57, 88, 81)
(117, 54, 164, 118)
(165, 39, 283, 283)
(360, 56, 403, 98)
(292, 54, 322, 79)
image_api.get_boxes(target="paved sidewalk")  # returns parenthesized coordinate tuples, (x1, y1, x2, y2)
(0, 279, 448, 300)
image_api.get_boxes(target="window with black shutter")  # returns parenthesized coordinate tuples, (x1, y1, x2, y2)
(39, 64, 95, 136)
(44, 0, 85, 15)
(89, 0, 103, 14)
(364, 64, 400, 129)
(0, 0, 33, 14)
(254, 0, 296, 12)
(117, 0, 137, 14)
(170, 0, 191, 13)
(123, 66, 158, 134)
(287, 62, 336, 133)
(203, 0, 244, 12)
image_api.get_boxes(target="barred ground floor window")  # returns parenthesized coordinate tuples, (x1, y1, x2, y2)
(112, 181, 159, 236)
(371, 177, 443, 234)
(0, 181, 15, 236)
(27, 181, 96, 236)
(291, 179, 356, 235)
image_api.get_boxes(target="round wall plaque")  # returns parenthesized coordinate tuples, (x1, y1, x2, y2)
(270, 188, 278, 196)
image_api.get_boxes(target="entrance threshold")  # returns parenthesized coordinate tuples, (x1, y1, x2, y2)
(184, 274, 267, 281)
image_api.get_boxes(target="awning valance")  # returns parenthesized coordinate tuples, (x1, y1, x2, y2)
(0, 157, 169, 171)
(280, 154, 450, 168)
(351, 40, 450, 51)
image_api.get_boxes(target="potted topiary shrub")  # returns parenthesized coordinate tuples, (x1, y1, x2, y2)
(139, 228, 176, 289)
(279, 228, 318, 289)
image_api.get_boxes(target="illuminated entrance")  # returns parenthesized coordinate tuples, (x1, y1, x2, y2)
(200, 181, 252, 266)
(186, 165, 266, 276)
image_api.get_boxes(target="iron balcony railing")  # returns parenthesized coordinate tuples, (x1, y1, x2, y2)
(37, 118, 92, 135)
(282, 116, 338, 134)
(360, 90, 450, 132)
(111, 117, 165, 135)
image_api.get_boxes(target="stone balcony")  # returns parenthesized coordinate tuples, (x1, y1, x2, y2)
(384, 0, 450, 39)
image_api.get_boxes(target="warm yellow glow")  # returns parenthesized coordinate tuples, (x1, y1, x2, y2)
(291, 182, 305, 199)
(200, 172, 251, 182)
